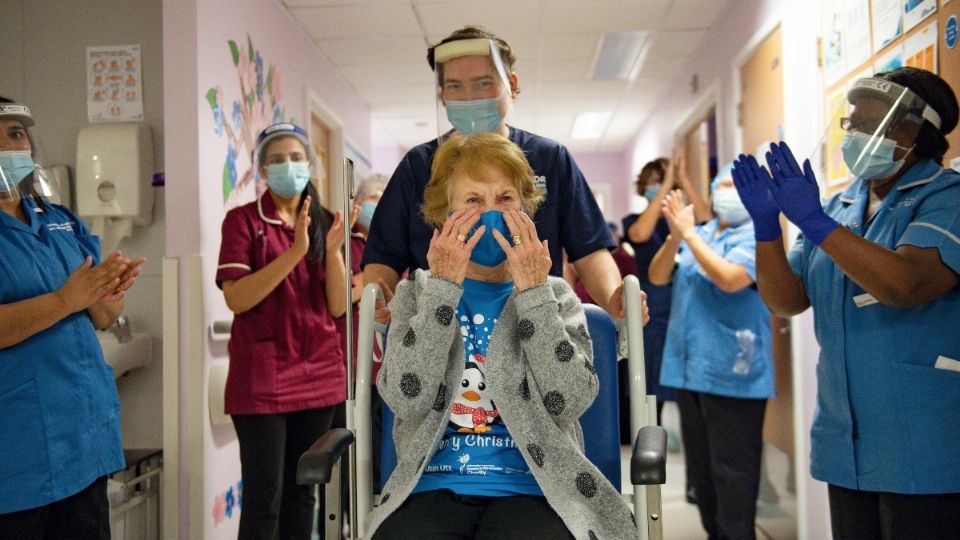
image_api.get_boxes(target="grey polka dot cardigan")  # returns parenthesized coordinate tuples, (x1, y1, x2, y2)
(367, 270, 637, 539)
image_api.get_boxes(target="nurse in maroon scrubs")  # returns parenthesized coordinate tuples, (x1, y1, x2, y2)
(216, 123, 347, 540)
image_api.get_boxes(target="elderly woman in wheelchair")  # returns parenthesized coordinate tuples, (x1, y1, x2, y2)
(363, 133, 637, 540)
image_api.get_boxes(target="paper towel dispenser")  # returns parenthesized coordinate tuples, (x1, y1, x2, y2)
(76, 123, 154, 251)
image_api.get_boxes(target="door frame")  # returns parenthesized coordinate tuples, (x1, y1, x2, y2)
(673, 80, 721, 195)
(306, 89, 345, 212)
(673, 79, 721, 154)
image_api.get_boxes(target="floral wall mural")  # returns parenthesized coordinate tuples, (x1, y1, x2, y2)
(205, 34, 286, 209)
(211, 479, 242, 527)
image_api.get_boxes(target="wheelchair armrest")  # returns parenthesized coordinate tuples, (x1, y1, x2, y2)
(630, 425, 667, 486)
(296, 427, 355, 486)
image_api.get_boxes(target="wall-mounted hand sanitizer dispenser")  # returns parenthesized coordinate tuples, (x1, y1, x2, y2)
(76, 123, 153, 253)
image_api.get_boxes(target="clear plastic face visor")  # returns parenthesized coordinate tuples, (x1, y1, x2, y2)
(432, 38, 514, 141)
(0, 104, 59, 204)
(252, 123, 317, 191)
(824, 78, 941, 181)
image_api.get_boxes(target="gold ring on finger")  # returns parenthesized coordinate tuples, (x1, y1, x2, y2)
(457, 233, 467, 243)
(512, 235, 523, 245)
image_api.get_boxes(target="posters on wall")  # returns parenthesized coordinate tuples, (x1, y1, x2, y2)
(845, 1, 874, 70)
(874, 44, 906, 73)
(824, 2, 846, 85)
(824, 87, 849, 187)
(903, 0, 938, 32)
(872, 0, 904, 52)
(822, 0, 873, 87)
(904, 20, 939, 72)
(86, 45, 144, 123)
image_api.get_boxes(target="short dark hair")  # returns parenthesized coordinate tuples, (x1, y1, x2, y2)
(877, 67, 959, 164)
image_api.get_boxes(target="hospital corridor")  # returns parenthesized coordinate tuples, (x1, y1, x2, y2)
(2, 0, 959, 539)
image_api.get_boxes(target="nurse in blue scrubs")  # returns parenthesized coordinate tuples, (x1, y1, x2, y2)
(648, 169, 774, 540)
(733, 67, 960, 539)
(0, 97, 145, 538)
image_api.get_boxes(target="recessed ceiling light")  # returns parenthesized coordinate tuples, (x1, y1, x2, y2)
(571, 111, 612, 139)
(591, 31, 649, 81)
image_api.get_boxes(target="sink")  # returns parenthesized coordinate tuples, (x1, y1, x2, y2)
(96, 331, 152, 378)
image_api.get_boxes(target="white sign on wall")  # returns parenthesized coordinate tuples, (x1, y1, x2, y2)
(86, 44, 144, 123)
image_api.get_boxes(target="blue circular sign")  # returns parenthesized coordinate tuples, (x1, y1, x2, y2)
(947, 16, 959, 50)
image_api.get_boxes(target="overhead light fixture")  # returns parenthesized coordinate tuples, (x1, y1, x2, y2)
(571, 111, 612, 139)
(591, 31, 649, 80)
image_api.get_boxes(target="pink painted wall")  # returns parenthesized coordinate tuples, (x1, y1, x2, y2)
(164, 0, 373, 536)
(371, 144, 405, 177)
(569, 150, 633, 226)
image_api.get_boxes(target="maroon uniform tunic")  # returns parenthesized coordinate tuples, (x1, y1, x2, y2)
(216, 194, 346, 414)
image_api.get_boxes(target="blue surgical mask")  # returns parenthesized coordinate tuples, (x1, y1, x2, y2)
(644, 183, 662, 200)
(841, 131, 907, 180)
(468, 210, 512, 267)
(357, 201, 377, 230)
(266, 161, 310, 198)
(712, 188, 750, 225)
(445, 98, 503, 135)
(0, 150, 36, 190)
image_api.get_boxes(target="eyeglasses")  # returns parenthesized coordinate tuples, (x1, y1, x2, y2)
(839, 117, 884, 134)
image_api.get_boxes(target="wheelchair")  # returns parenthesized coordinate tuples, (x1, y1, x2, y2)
(297, 275, 667, 540)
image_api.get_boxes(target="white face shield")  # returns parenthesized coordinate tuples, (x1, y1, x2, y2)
(431, 38, 514, 141)
(0, 103, 59, 205)
(831, 78, 941, 181)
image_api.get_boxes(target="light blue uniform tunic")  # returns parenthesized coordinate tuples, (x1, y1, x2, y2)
(660, 219, 775, 399)
(788, 159, 960, 494)
(0, 198, 124, 513)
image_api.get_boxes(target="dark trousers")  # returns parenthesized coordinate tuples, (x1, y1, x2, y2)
(371, 489, 573, 540)
(677, 389, 766, 540)
(828, 484, 960, 540)
(233, 406, 337, 540)
(0, 476, 110, 539)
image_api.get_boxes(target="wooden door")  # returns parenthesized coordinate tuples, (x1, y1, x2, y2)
(739, 25, 794, 460)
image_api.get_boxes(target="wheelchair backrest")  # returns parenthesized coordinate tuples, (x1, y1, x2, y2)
(379, 303, 622, 491)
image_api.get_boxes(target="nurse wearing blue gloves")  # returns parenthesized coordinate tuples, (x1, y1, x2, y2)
(648, 168, 774, 540)
(732, 67, 960, 539)
(0, 97, 145, 538)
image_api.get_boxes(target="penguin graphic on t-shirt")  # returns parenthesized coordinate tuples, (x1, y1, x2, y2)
(449, 362, 499, 433)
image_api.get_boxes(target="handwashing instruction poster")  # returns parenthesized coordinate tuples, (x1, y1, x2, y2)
(87, 45, 144, 123)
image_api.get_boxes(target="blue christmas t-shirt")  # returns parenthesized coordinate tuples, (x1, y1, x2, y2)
(414, 278, 542, 497)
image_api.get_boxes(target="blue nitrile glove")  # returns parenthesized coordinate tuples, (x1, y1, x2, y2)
(764, 142, 839, 245)
(731, 154, 782, 241)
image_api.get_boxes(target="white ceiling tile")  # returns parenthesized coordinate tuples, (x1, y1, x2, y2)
(661, 0, 732, 30)
(282, 0, 731, 153)
(415, 1, 541, 38)
(289, 4, 420, 39)
(539, 33, 604, 61)
(316, 36, 427, 65)
(648, 29, 707, 58)
(285, 0, 409, 6)
(537, 58, 595, 81)
(539, 0, 672, 33)
(338, 62, 434, 86)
